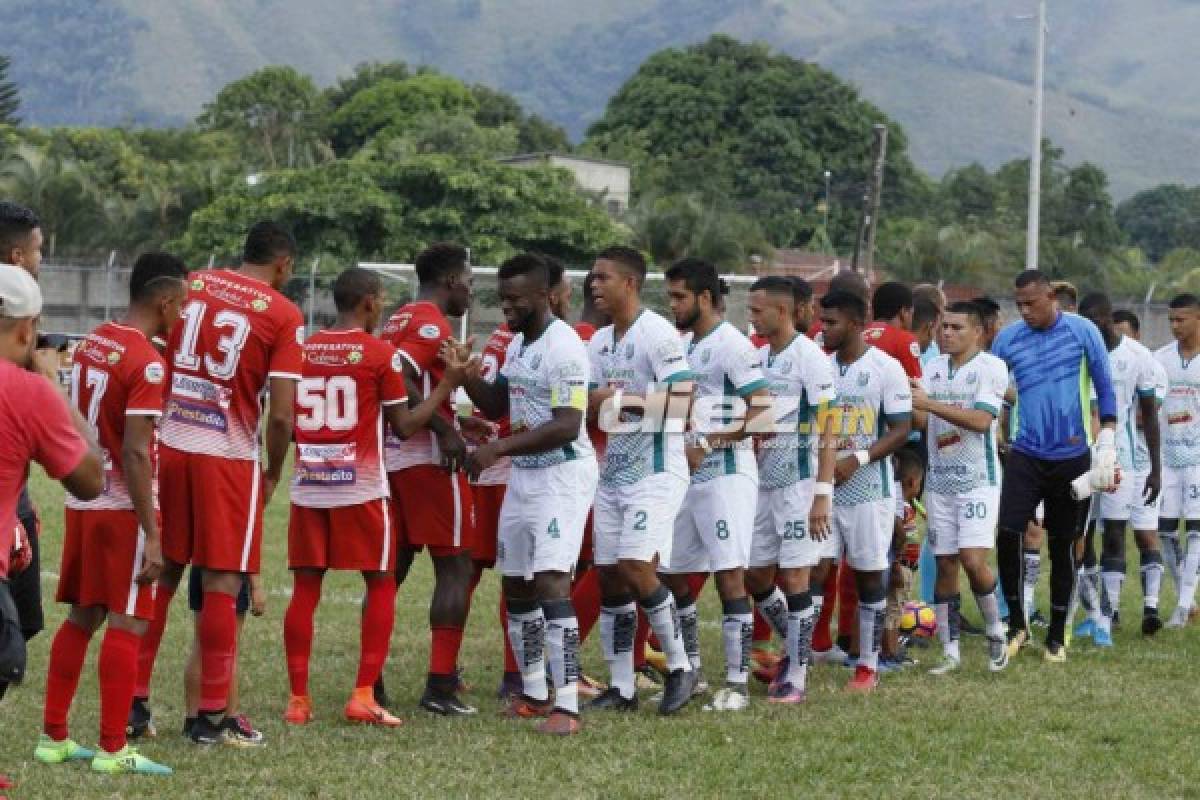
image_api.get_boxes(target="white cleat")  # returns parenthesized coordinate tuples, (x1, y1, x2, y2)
(1166, 607, 1190, 628)
(928, 655, 961, 676)
(703, 686, 750, 712)
(812, 644, 849, 665)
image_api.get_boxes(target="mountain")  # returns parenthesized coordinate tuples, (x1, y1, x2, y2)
(8, 0, 1200, 197)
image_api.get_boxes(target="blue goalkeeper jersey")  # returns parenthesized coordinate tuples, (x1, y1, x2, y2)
(992, 311, 1117, 461)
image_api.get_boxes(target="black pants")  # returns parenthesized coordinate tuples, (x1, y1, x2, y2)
(0, 494, 41, 702)
(997, 450, 1090, 646)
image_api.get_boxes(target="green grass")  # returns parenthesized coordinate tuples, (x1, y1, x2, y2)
(3, 468, 1199, 799)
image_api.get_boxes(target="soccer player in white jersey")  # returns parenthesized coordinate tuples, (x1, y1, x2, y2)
(818, 289, 912, 693)
(658, 258, 771, 712)
(744, 277, 837, 704)
(1073, 294, 1163, 643)
(446, 254, 597, 735)
(586, 246, 697, 715)
(1155, 293, 1200, 627)
(909, 301, 1011, 673)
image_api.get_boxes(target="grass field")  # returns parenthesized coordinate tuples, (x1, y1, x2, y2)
(3, 468, 1200, 799)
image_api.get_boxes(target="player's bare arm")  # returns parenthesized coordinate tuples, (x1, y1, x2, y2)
(1138, 389, 1162, 502)
(466, 406, 584, 481)
(262, 375, 297, 504)
(123, 413, 163, 584)
(444, 336, 509, 420)
(910, 381, 994, 433)
(400, 357, 466, 472)
(386, 350, 473, 440)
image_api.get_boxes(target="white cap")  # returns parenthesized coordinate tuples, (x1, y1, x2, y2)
(0, 263, 42, 318)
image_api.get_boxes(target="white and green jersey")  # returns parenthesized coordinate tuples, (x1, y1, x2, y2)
(499, 318, 594, 470)
(1156, 342, 1200, 468)
(1133, 356, 1167, 473)
(920, 351, 1007, 495)
(589, 309, 693, 487)
(757, 333, 836, 490)
(830, 347, 912, 506)
(1097, 336, 1159, 471)
(683, 321, 768, 483)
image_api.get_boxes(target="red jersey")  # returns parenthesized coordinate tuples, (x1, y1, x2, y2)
(380, 301, 457, 471)
(291, 329, 408, 508)
(749, 332, 768, 349)
(473, 325, 516, 486)
(161, 269, 304, 461)
(864, 321, 923, 378)
(0, 362, 89, 577)
(66, 322, 167, 512)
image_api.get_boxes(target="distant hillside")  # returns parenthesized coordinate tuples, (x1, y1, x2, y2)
(8, 0, 1200, 197)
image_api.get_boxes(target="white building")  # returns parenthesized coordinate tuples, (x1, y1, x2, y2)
(499, 152, 631, 216)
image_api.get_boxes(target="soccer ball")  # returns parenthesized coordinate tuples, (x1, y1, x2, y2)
(899, 601, 937, 638)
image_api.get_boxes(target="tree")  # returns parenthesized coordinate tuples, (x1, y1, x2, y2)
(1116, 184, 1200, 263)
(0, 143, 101, 255)
(626, 193, 771, 270)
(0, 54, 20, 125)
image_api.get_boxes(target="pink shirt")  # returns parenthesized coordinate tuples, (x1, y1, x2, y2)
(0, 360, 89, 577)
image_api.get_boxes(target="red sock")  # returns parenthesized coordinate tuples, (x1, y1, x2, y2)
(135, 582, 176, 698)
(838, 562, 859, 648)
(197, 591, 238, 714)
(98, 627, 140, 753)
(633, 609, 650, 669)
(356, 575, 397, 689)
(813, 569, 839, 652)
(429, 626, 463, 677)
(571, 568, 602, 643)
(752, 607, 772, 645)
(43, 620, 92, 740)
(499, 595, 518, 674)
(283, 571, 324, 696)
(685, 572, 708, 598)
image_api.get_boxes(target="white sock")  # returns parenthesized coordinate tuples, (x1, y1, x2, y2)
(753, 586, 789, 641)
(857, 599, 885, 672)
(1079, 565, 1103, 622)
(1179, 531, 1200, 610)
(599, 600, 637, 699)
(934, 594, 961, 661)
(1100, 569, 1124, 633)
(676, 598, 701, 671)
(975, 584, 1006, 640)
(721, 598, 753, 686)
(1141, 552, 1164, 610)
(507, 603, 548, 701)
(1023, 550, 1041, 622)
(1160, 532, 1183, 593)
(785, 593, 814, 689)
(543, 600, 580, 715)
(643, 587, 690, 673)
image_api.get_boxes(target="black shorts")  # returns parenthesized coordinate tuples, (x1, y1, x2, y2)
(998, 449, 1090, 538)
(187, 566, 251, 614)
(10, 506, 43, 639)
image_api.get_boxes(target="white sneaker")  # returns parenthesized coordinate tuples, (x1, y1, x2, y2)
(928, 655, 961, 676)
(812, 644, 849, 665)
(703, 686, 749, 712)
(1166, 607, 1190, 628)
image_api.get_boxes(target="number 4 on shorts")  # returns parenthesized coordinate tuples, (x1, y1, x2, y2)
(547, 518, 560, 538)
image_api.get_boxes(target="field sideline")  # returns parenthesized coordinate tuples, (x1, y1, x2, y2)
(1, 467, 1197, 799)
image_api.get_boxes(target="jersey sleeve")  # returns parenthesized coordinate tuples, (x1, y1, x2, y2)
(1136, 352, 1158, 399)
(548, 336, 589, 412)
(974, 358, 1007, 417)
(1078, 318, 1117, 422)
(727, 338, 768, 396)
(29, 375, 90, 480)
(379, 344, 409, 406)
(391, 312, 446, 377)
(125, 353, 168, 417)
(803, 345, 837, 407)
(268, 305, 305, 381)
(648, 322, 691, 384)
(881, 357, 914, 419)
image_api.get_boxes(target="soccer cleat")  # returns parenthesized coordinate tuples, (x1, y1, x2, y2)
(1073, 618, 1097, 641)
(1005, 628, 1030, 659)
(220, 715, 265, 747)
(419, 688, 477, 717)
(126, 697, 156, 740)
(91, 745, 173, 776)
(372, 676, 393, 710)
(703, 685, 749, 712)
(187, 715, 225, 746)
(659, 668, 699, 715)
(766, 680, 807, 705)
(1166, 607, 1189, 628)
(1028, 609, 1049, 628)
(1092, 627, 1114, 648)
(986, 636, 1009, 672)
(844, 665, 878, 694)
(284, 695, 314, 725)
(587, 687, 639, 712)
(181, 718, 197, 738)
(643, 643, 668, 675)
(811, 644, 849, 665)
(750, 647, 781, 674)
(496, 672, 523, 702)
(1142, 610, 1163, 636)
(536, 710, 581, 736)
(1043, 641, 1067, 663)
(578, 674, 605, 699)
(928, 655, 961, 676)
(345, 693, 403, 728)
(501, 694, 554, 720)
(635, 664, 663, 690)
(33, 735, 95, 764)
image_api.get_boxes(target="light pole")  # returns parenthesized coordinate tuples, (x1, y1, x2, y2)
(822, 170, 831, 233)
(1025, 1, 1047, 270)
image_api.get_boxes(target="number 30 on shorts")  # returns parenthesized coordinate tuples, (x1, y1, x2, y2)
(963, 501, 987, 519)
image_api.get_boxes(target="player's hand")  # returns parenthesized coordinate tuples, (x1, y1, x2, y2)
(833, 454, 859, 485)
(1143, 468, 1161, 505)
(458, 415, 497, 446)
(437, 428, 468, 473)
(9, 523, 32, 575)
(137, 535, 164, 585)
(1091, 427, 1118, 491)
(465, 441, 500, 481)
(439, 337, 475, 369)
(31, 347, 62, 384)
(909, 381, 929, 411)
(250, 577, 267, 617)
(808, 494, 832, 542)
(684, 443, 707, 474)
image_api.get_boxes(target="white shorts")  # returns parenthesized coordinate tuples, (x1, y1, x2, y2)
(749, 481, 818, 570)
(828, 499, 894, 571)
(663, 474, 757, 574)
(498, 459, 598, 579)
(1160, 465, 1200, 522)
(925, 487, 1000, 556)
(1096, 469, 1159, 529)
(593, 472, 689, 567)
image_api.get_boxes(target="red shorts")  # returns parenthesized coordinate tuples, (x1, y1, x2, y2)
(59, 509, 155, 620)
(389, 466, 475, 557)
(471, 483, 506, 566)
(288, 499, 396, 572)
(159, 445, 265, 573)
(579, 508, 595, 564)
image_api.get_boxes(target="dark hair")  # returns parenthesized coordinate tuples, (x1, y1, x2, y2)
(913, 295, 941, 330)
(415, 241, 469, 286)
(541, 254, 566, 289)
(872, 281, 913, 321)
(1169, 293, 1200, 310)
(497, 252, 550, 288)
(945, 300, 984, 327)
(972, 295, 1001, 321)
(828, 269, 871, 302)
(1112, 309, 1140, 333)
(243, 220, 297, 265)
(750, 275, 795, 301)
(819, 289, 868, 323)
(582, 271, 598, 311)
(1014, 270, 1051, 289)
(665, 257, 727, 305)
(894, 443, 925, 479)
(0, 201, 40, 257)
(1078, 291, 1112, 318)
(332, 267, 383, 312)
(596, 245, 646, 286)
(790, 277, 813, 303)
(129, 252, 187, 304)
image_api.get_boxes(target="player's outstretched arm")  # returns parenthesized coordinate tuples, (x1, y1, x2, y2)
(465, 407, 583, 481)
(386, 367, 468, 440)
(1138, 391, 1162, 503)
(122, 413, 163, 584)
(263, 376, 297, 503)
(443, 337, 507, 420)
(869, 414, 913, 464)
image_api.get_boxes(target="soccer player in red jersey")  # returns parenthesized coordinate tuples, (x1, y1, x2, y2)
(134, 221, 305, 746)
(864, 281, 923, 380)
(283, 268, 469, 727)
(379, 242, 476, 715)
(35, 253, 187, 776)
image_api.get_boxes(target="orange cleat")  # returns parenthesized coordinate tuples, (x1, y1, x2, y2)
(844, 665, 878, 694)
(284, 695, 313, 725)
(536, 710, 581, 736)
(501, 694, 554, 719)
(344, 691, 403, 728)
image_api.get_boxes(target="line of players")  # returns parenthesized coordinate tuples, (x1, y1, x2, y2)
(29, 223, 1200, 775)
